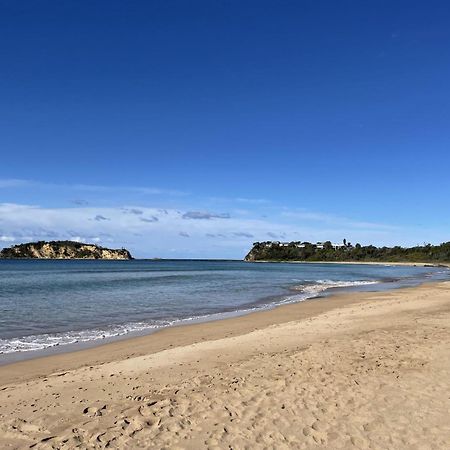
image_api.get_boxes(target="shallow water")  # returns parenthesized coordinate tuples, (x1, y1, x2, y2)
(0, 259, 448, 356)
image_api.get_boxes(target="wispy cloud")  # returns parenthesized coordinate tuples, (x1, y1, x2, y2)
(207, 196, 270, 205)
(0, 179, 188, 197)
(122, 208, 144, 215)
(140, 216, 159, 223)
(73, 184, 187, 196)
(232, 232, 254, 238)
(267, 231, 286, 239)
(94, 215, 110, 221)
(0, 179, 34, 188)
(235, 197, 269, 205)
(182, 211, 231, 220)
(281, 210, 398, 231)
(72, 199, 89, 206)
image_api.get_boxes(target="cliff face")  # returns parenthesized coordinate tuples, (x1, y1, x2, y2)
(0, 241, 133, 260)
(244, 241, 297, 261)
(244, 246, 259, 261)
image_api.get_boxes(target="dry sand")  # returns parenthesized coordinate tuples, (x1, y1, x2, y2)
(1, 282, 450, 449)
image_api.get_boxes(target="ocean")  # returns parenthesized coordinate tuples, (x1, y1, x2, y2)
(0, 259, 448, 360)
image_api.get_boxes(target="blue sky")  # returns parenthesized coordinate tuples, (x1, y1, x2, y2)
(1, 1, 450, 258)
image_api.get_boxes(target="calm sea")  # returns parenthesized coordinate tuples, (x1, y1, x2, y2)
(0, 259, 448, 359)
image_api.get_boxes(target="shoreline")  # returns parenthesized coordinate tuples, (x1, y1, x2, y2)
(0, 278, 443, 386)
(2, 262, 448, 365)
(0, 288, 373, 386)
(1, 281, 450, 447)
(0, 272, 436, 368)
(2, 257, 449, 266)
(247, 259, 450, 267)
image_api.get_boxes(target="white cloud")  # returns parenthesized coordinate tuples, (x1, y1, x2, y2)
(0, 235, 16, 242)
(0, 203, 296, 257)
(0, 202, 418, 258)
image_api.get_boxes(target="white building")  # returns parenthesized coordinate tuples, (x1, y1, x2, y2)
(262, 240, 348, 250)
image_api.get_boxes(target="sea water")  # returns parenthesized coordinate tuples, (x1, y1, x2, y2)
(0, 259, 448, 359)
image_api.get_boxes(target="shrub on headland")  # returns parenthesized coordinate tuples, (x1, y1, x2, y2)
(245, 241, 450, 263)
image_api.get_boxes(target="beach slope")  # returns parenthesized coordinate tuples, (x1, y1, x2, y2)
(1, 282, 450, 449)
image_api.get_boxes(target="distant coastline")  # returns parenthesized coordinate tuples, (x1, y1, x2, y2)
(0, 240, 133, 260)
(245, 240, 450, 265)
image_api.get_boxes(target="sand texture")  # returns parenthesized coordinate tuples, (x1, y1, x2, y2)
(1, 282, 450, 449)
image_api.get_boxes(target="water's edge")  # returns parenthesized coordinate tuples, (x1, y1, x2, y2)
(1, 264, 448, 366)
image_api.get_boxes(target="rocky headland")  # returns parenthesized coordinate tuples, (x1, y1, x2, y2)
(0, 241, 133, 260)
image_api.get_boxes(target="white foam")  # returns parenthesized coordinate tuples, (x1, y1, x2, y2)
(0, 313, 245, 354)
(0, 322, 162, 354)
(276, 279, 379, 305)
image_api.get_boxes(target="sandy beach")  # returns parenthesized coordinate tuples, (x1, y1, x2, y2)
(1, 282, 450, 449)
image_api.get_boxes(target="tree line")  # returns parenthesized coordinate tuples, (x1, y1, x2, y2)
(245, 241, 450, 263)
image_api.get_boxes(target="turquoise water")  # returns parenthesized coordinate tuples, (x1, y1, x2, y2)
(0, 259, 448, 356)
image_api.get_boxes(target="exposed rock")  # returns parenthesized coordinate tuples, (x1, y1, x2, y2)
(0, 241, 133, 260)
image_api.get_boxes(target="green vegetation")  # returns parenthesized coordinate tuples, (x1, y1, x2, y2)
(245, 240, 450, 264)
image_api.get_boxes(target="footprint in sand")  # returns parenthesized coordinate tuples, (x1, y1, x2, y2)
(83, 404, 107, 417)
